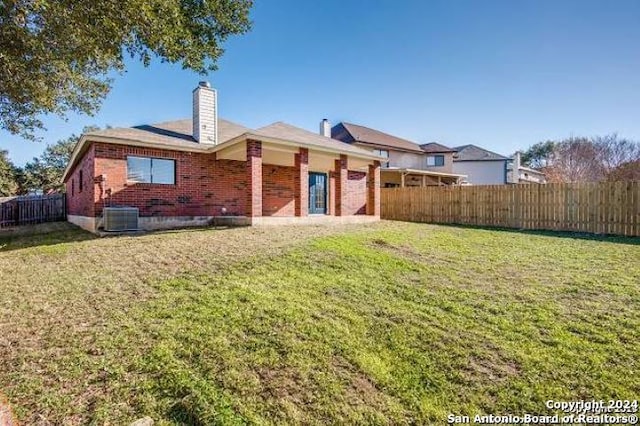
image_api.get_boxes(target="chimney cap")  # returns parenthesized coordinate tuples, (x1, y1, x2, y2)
(198, 81, 211, 88)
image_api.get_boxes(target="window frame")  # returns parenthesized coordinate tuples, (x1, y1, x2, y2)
(373, 149, 390, 168)
(426, 155, 445, 167)
(126, 155, 176, 185)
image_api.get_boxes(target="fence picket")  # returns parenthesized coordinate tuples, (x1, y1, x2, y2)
(381, 182, 640, 237)
(0, 194, 66, 228)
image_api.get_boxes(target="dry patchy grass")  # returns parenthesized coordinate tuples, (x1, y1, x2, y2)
(0, 221, 638, 424)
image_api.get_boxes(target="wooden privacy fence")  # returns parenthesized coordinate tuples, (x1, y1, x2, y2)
(381, 182, 640, 237)
(0, 194, 66, 228)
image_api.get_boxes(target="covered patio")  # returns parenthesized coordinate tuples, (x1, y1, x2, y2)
(380, 168, 466, 188)
(215, 138, 382, 224)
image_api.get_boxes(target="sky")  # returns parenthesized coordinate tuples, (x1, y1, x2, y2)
(2, 0, 640, 166)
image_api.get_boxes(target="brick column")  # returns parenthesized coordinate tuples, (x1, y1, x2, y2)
(246, 140, 262, 218)
(367, 160, 381, 216)
(294, 148, 309, 216)
(334, 154, 347, 216)
(328, 172, 336, 216)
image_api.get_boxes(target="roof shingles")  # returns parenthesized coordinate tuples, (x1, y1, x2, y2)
(334, 122, 425, 153)
(255, 122, 378, 157)
(420, 142, 456, 153)
(453, 144, 508, 161)
(65, 118, 383, 181)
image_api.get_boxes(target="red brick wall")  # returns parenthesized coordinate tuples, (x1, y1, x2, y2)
(246, 140, 262, 217)
(344, 170, 367, 215)
(213, 157, 247, 216)
(66, 145, 95, 217)
(69, 142, 247, 217)
(334, 155, 347, 216)
(367, 161, 381, 216)
(65, 140, 379, 220)
(328, 172, 336, 216)
(294, 148, 308, 216)
(262, 165, 296, 216)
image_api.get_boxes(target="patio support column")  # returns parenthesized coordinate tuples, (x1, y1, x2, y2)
(294, 148, 309, 216)
(246, 139, 262, 218)
(437, 176, 442, 186)
(334, 154, 347, 216)
(422, 175, 427, 187)
(400, 173, 406, 188)
(367, 160, 381, 216)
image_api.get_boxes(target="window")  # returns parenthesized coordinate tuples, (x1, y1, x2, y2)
(426, 155, 445, 167)
(373, 149, 390, 168)
(127, 156, 176, 184)
(71, 179, 75, 196)
(79, 170, 83, 192)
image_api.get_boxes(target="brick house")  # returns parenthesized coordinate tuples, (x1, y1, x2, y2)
(62, 82, 383, 232)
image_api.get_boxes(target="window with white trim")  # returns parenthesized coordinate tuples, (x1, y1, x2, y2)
(127, 156, 176, 184)
(426, 155, 445, 167)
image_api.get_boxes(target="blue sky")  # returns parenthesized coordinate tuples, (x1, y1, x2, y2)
(2, 0, 640, 165)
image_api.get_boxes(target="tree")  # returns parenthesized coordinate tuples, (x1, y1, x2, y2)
(522, 134, 640, 183)
(545, 137, 603, 183)
(593, 134, 640, 180)
(521, 140, 556, 169)
(606, 160, 640, 181)
(0, 150, 19, 196)
(20, 126, 99, 193)
(0, 0, 252, 140)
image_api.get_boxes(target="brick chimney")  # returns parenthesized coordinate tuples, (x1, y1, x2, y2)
(193, 81, 217, 144)
(320, 118, 331, 138)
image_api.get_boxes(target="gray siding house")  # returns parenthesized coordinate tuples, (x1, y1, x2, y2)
(452, 144, 509, 185)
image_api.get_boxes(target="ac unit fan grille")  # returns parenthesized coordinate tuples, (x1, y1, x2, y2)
(103, 207, 139, 231)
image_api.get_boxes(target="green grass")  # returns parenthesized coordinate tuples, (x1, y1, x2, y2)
(0, 221, 638, 424)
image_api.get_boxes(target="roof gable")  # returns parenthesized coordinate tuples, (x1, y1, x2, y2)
(335, 122, 424, 153)
(453, 144, 508, 161)
(255, 122, 378, 157)
(420, 142, 456, 153)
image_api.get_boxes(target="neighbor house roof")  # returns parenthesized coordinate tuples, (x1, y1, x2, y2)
(420, 142, 456, 153)
(453, 144, 508, 161)
(63, 119, 383, 182)
(254, 122, 383, 158)
(332, 122, 425, 153)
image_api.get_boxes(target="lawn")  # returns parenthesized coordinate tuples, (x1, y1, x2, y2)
(0, 221, 638, 425)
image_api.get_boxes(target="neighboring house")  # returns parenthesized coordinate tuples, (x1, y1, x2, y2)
(507, 151, 547, 184)
(453, 145, 546, 185)
(452, 144, 510, 185)
(62, 82, 383, 233)
(330, 121, 465, 187)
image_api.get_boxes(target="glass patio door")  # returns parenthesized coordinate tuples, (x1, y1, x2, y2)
(308, 172, 327, 214)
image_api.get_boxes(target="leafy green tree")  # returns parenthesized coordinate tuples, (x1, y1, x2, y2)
(0, 150, 19, 196)
(20, 126, 99, 193)
(0, 0, 253, 140)
(521, 140, 556, 169)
